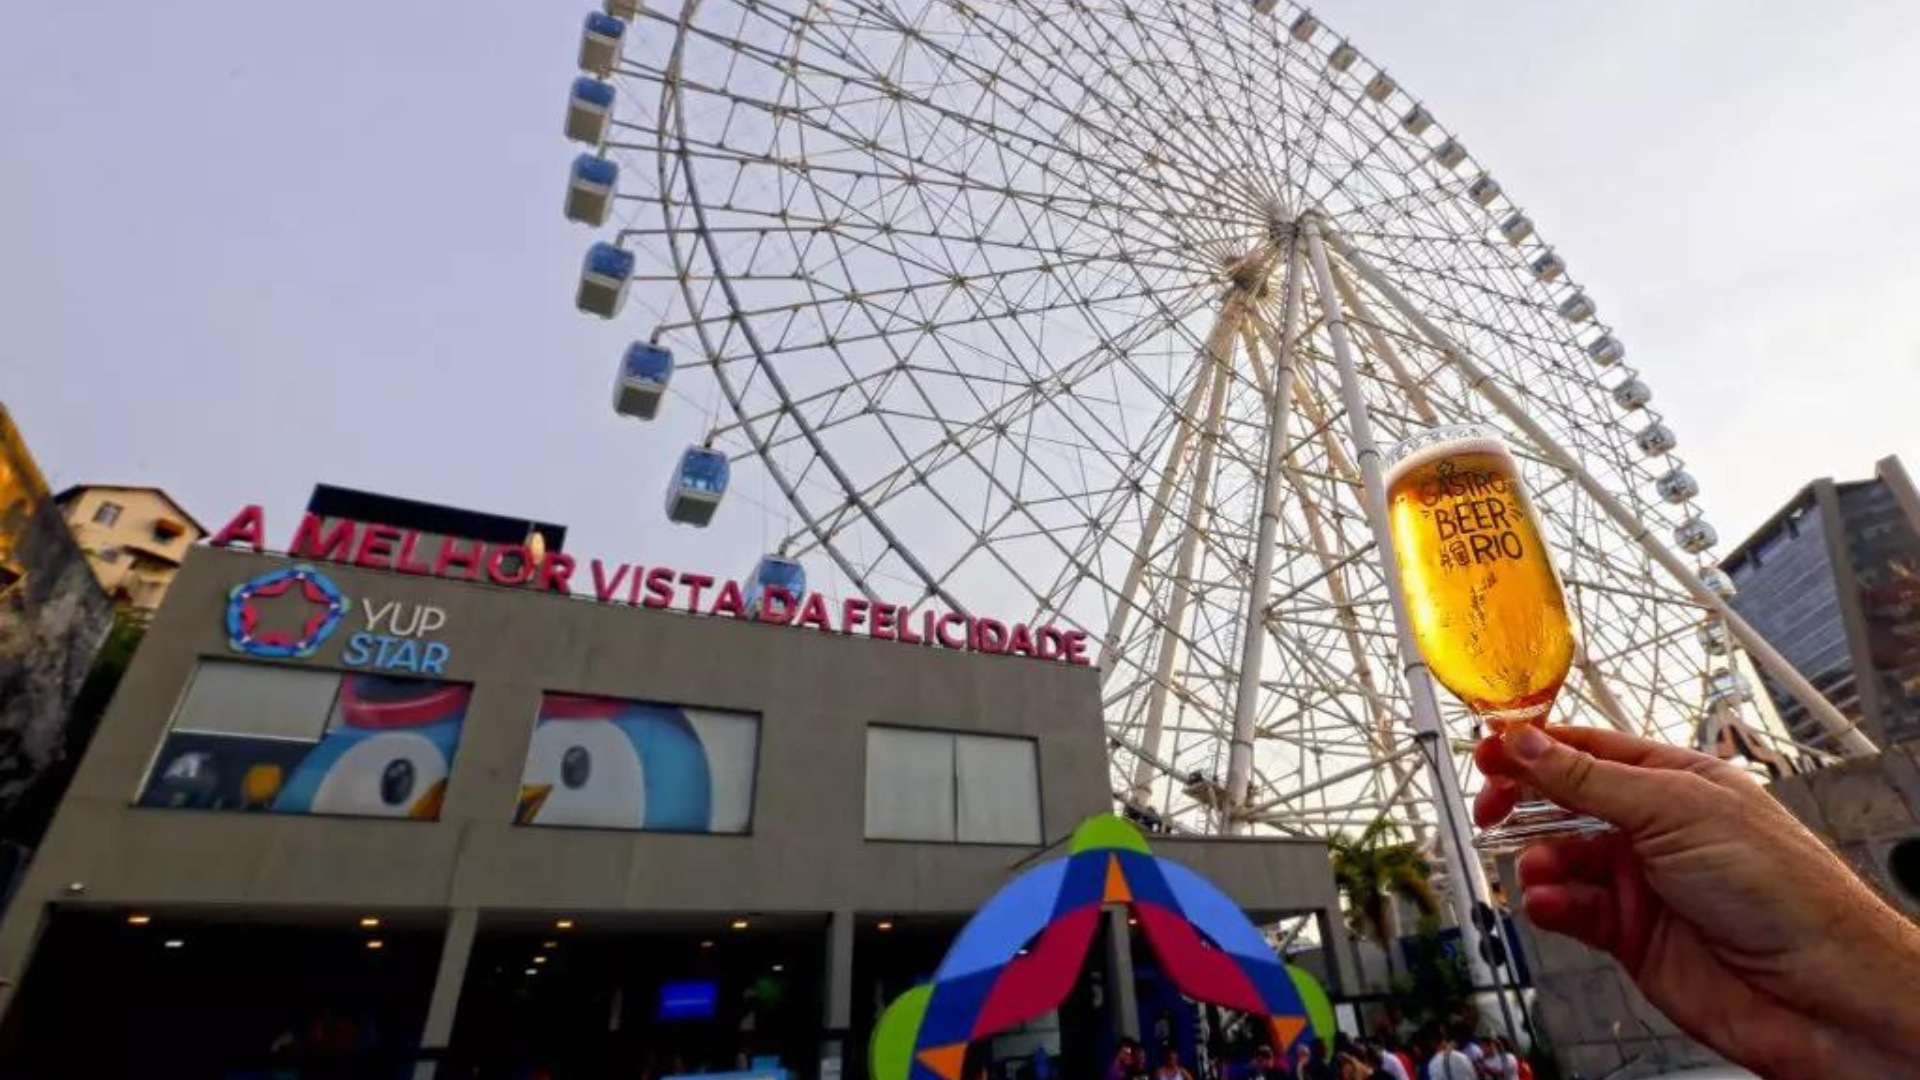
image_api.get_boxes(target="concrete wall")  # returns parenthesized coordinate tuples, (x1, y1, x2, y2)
(1768, 745, 1920, 919)
(0, 547, 1342, 1015)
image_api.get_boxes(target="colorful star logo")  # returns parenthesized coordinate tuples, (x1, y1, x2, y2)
(226, 565, 348, 659)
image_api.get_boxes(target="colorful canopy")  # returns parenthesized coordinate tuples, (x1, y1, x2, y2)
(870, 816, 1329, 1080)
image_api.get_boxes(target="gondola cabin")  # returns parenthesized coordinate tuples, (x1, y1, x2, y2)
(1611, 378, 1651, 410)
(1636, 422, 1677, 457)
(1557, 292, 1595, 323)
(613, 342, 673, 419)
(744, 556, 806, 617)
(667, 446, 730, 526)
(566, 77, 615, 145)
(566, 154, 619, 226)
(1587, 335, 1624, 366)
(580, 12, 626, 77)
(1499, 212, 1533, 245)
(577, 242, 634, 318)
(1656, 469, 1699, 504)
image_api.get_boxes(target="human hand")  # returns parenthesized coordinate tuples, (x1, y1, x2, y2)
(1475, 725, 1920, 1080)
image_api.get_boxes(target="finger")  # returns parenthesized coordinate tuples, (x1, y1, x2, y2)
(1500, 724, 1711, 834)
(1474, 775, 1520, 828)
(1522, 881, 1618, 952)
(1544, 726, 1736, 779)
(1517, 835, 1615, 888)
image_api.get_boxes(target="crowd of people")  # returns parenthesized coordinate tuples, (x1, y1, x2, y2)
(1105, 1028, 1526, 1080)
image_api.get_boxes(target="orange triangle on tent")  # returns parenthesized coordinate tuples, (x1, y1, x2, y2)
(917, 1043, 967, 1080)
(1268, 1014, 1308, 1051)
(1103, 854, 1133, 904)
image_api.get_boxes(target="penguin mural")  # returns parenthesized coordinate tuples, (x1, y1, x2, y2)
(869, 817, 1330, 1080)
(516, 694, 720, 830)
(271, 675, 468, 819)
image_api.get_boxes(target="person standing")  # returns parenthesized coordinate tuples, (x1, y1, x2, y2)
(1424, 1037, 1474, 1080)
(1153, 1045, 1195, 1080)
(1483, 1037, 1518, 1080)
(1369, 1040, 1409, 1080)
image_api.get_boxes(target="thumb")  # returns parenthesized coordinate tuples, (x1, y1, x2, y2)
(1503, 725, 1689, 835)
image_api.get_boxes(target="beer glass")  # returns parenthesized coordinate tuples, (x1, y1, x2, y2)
(1383, 423, 1610, 850)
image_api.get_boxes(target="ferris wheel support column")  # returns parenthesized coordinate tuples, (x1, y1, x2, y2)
(1300, 215, 1500, 989)
(1325, 234, 1880, 759)
(1225, 240, 1306, 828)
(1099, 342, 1222, 681)
(1329, 267, 1639, 737)
(1128, 296, 1245, 808)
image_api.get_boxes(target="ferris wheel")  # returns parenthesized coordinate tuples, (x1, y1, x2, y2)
(556, 0, 1876, 872)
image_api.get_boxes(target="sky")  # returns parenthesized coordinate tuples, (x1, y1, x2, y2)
(4, 0, 1917, 574)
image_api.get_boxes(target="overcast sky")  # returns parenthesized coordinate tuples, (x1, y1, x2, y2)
(5, 0, 1916, 573)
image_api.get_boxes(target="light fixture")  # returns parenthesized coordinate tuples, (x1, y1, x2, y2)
(772, 964, 784, 973)
(366, 940, 386, 951)
(533, 955, 548, 965)
(542, 940, 560, 950)
(876, 920, 894, 932)
(699, 940, 716, 950)
(359, 916, 381, 929)
(524, 967, 539, 976)
(163, 939, 185, 949)
(730, 918, 750, 931)
(555, 918, 576, 930)
(126, 914, 152, 926)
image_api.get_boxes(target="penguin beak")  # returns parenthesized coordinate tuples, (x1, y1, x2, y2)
(408, 778, 448, 821)
(517, 783, 553, 823)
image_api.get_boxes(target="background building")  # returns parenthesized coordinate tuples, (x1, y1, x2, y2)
(0, 541, 1349, 1078)
(1719, 456, 1920, 750)
(55, 484, 205, 614)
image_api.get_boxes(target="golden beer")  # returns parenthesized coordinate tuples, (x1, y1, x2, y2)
(1385, 432, 1573, 729)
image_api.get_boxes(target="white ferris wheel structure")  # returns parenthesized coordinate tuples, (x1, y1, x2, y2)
(559, 0, 1879, 928)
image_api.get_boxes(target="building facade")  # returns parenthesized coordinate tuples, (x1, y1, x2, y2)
(55, 484, 206, 613)
(0, 544, 1349, 1078)
(1720, 456, 1920, 750)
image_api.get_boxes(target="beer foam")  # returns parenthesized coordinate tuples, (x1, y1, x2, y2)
(1383, 434, 1509, 484)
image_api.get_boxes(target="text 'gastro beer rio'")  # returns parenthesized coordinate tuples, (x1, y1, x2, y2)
(1385, 426, 1573, 731)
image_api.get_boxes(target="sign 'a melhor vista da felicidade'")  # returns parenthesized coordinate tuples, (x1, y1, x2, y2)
(208, 505, 1092, 665)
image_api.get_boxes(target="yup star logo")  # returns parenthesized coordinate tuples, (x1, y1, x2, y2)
(226, 565, 348, 659)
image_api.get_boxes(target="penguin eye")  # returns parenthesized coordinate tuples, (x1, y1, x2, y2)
(381, 759, 416, 806)
(561, 746, 592, 790)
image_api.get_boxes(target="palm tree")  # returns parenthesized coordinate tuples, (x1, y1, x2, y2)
(1329, 819, 1439, 979)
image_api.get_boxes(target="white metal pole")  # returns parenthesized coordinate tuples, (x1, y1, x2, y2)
(1326, 233, 1880, 758)
(1099, 356, 1219, 679)
(1129, 297, 1244, 805)
(1226, 240, 1306, 824)
(1300, 215, 1499, 988)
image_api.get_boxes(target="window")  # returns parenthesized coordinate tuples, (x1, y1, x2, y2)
(516, 692, 759, 833)
(92, 500, 123, 527)
(865, 727, 1041, 845)
(139, 660, 469, 820)
(96, 546, 122, 563)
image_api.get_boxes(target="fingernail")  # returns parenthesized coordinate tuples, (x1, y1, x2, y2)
(1512, 726, 1551, 763)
